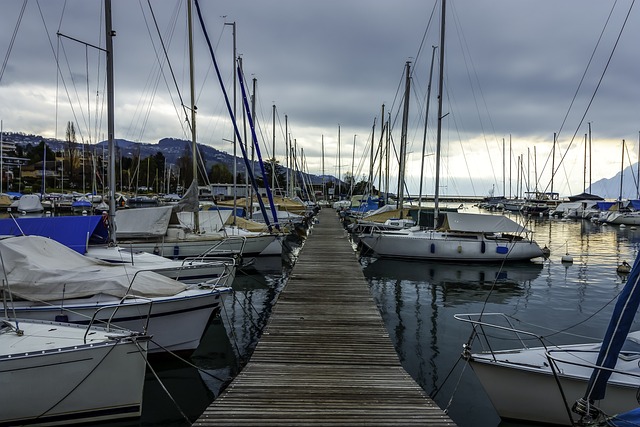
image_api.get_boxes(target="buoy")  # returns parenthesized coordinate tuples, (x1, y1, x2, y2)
(542, 245, 551, 258)
(620, 224, 627, 229)
(562, 253, 574, 263)
(561, 242, 573, 264)
(617, 261, 632, 274)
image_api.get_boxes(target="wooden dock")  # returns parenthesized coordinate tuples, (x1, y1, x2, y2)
(195, 208, 456, 426)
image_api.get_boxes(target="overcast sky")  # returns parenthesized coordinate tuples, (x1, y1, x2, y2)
(1, 0, 638, 198)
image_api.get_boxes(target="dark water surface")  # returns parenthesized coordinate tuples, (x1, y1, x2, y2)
(103, 215, 640, 426)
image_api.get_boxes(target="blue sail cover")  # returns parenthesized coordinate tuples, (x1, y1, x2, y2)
(583, 252, 640, 401)
(605, 407, 640, 427)
(0, 216, 108, 254)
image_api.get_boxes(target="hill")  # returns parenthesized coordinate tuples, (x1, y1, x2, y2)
(3, 132, 334, 186)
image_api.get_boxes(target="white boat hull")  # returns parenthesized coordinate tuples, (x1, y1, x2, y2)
(85, 245, 237, 284)
(119, 233, 276, 258)
(5, 288, 230, 353)
(470, 346, 640, 425)
(360, 229, 543, 261)
(604, 212, 640, 226)
(0, 320, 148, 426)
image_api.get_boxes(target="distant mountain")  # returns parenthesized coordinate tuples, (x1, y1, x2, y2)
(588, 163, 640, 200)
(4, 132, 333, 186)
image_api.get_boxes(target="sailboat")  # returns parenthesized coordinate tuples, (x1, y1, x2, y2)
(0, 1, 233, 355)
(358, 0, 543, 263)
(455, 251, 640, 426)
(0, 317, 150, 425)
(0, 234, 231, 354)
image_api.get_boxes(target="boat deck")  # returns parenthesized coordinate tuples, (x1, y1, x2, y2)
(194, 208, 456, 426)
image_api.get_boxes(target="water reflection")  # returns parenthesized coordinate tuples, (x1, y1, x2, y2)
(360, 216, 640, 427)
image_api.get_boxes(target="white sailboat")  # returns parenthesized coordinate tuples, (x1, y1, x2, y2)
(0, 234, 231, 354)
(357, 0, 542, 263)
(85, 244, 237, 284)
(360, 212, 543, 261)
(114, 204, 276, 258)
(0, 317, 150, 425)
(456, 252, 640, 425)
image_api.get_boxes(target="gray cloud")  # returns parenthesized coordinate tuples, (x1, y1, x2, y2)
(1, 0, 638, 197)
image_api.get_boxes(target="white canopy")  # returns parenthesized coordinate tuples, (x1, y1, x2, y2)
(441, 212, 530, 233)
(0, 235, 186, 301)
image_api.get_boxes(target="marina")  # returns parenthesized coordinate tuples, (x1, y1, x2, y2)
(196, 207, 455, 426)
(1, 2, 640, 425)
(58, 204, 637, 427)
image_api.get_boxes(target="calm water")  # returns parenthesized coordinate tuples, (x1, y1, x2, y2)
(105, 213, 640, 427)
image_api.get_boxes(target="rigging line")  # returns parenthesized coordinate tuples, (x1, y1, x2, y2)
(412, 0, 438, 74)
(135, 2, 186, 142)
(543, 0, 633, 194)
(57, 40, 91, 140)
(0, 0, 27, 84)
(449, 2, 499, 189)
(141, 344, 192, 423)
(144, 0, 191, 137)
(38, 13, 88, 147)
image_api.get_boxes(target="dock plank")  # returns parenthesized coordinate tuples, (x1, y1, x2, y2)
(195, 208, 456, 426)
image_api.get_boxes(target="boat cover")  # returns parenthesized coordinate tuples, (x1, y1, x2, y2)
(115, 206, 174, 238)
(596, 201, 617, 211)
(13, 194, 44, 212)
(567, 192, 604, 202)
(177, 210, 232, 233)
(441, 212, 530, 233)
(0, 235, 186, 301)
(0, 215, 108, 253)
(604, 407, 640, 426)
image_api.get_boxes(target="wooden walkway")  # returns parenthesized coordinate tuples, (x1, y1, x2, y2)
(195, 208, 456, 426)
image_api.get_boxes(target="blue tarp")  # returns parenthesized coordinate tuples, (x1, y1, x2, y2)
(604, 407, 640, 426)
(629, 200, 640, 210)
(0, 216, 108, 254)
(596, 201, 617, 211)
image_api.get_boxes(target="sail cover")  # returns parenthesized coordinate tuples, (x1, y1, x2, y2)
(115, 205, 174, 238)
(441, 212, 530, 233)
(582, 252, 640, 402)
(0, 215, 108, 253)
(0, 235, 186, 301)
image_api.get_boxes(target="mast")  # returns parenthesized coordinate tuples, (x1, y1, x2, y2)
(509, 135, 512, 199)
(397, 60, 411, 217)
(105, 0, 117, 243)
(322, 135, 325, 201)
(188, 0, 199, 233)
(502, 138, 505, 197)
(551, 133, 556, 195)
(418, 45, 437, 226)
(272, 104, 276, 192)
(225, 20, 236, 225)
(434, 0, 446, 227)
(369, 120, 375, 196)
(583, 131, 588, 192)
(378, 104, 385, 202)
(385, 111, 390, 205)
(619, 139, 625, 202)
(285, 115, 289, 197)
(337, 125, 341, 200)
(350, 134, 356, 197)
